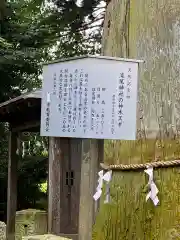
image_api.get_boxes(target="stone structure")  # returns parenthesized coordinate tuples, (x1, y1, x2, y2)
(0, 221, 6, 239)
(15, 209, 47, 240)
(22, 234, 71, 240)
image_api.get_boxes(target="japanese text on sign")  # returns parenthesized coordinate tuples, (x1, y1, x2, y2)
(41, 57, 139, 140)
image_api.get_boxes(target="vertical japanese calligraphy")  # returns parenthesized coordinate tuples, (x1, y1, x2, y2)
(118, 72, 125, 128)
(78, 69, 83, 127)
(72, 69, 78, 132)
(100, 108, 105, 134)
(56, 68, 90, 134)
(62, 69, 68, 132)
(58, 70, 63, 113)
(91, 108, 95, 132)
(83, 73, 89, 133)
(126, 67, 132, 99)
(67, 71, 73, 132)
(111, 94, 115, 134)
(45, 102, 50, 132)
(53, 73, 57, 95)
(90, 87, 106, 135)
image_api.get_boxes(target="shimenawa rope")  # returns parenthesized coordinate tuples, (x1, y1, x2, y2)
(100, 159, 180, 171)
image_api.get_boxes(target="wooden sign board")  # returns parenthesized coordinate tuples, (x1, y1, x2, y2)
(40, 55, 142, 140)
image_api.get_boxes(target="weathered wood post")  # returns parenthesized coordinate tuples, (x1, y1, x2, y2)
(48, 137, 82, 236)
(40, 56, 140, 240)
(6, 130, 18, 240)
(48, 137, 102, 240)
(78, 139, 100, 240)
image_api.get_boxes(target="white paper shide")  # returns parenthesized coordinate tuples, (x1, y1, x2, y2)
(93, 170, 104, 201)
(144, 167, 159, 206)
(93, 170, 112, 203)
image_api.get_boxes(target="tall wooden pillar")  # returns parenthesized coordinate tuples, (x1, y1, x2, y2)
(48, 138, 104, 239)
(6, 131, 18, 240)
(48, 137, 82, 236)
(78, 139, 104, 240)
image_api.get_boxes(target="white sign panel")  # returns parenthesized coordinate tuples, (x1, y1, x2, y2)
(40, 56, 140, 140)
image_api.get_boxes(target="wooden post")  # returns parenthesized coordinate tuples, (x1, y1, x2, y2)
(6, 131, 18, 240)
(48, 137, 104, 239)
(48, 137, 60, 234)
(78, 139, 104, 240)
(48, 137, 82, 236)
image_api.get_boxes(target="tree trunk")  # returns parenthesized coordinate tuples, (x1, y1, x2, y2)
(102, 0, 180, 137)
(92, 0, 180, 239)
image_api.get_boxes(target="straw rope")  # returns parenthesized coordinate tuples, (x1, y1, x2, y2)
(100, 159, 180, 171)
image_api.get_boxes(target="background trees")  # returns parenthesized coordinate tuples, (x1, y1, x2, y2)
(0, 0, 105, 222)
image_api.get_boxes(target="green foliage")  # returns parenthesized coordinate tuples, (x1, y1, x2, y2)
(17, 155, 48, 211)
(0, 126, 48, 221)
(53, 0, 105, 52)
(0, 1, 42, 100)
(39, 182, 47, 193)
(0, 0, 104, 223)
(0, 0, 102, 102)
